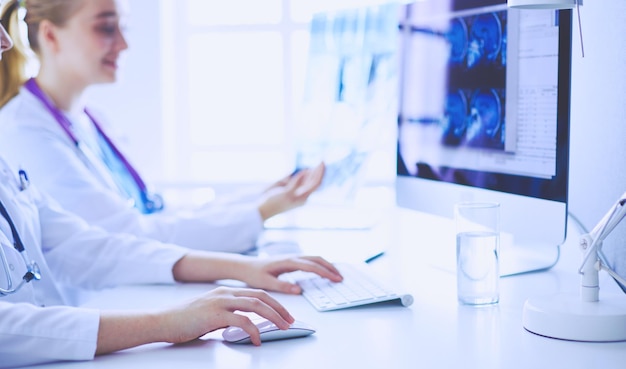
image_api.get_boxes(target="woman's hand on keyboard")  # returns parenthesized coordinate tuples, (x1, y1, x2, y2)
(245, 255, 344, 294)
(173, 252, 343, 295)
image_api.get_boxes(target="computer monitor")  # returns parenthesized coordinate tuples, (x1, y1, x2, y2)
(396, 0, 572, 275)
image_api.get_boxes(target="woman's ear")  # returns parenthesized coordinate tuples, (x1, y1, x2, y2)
(37, 19, 60, 54)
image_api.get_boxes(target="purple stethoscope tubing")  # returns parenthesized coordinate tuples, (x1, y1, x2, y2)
(23, 78, 154, 203)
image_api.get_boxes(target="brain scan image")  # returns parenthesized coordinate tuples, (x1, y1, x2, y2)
(466, 88, 503, 148)
(441, 89, 468, 146)
(447, 18, 468, 64)
(466, 13, 502, 68)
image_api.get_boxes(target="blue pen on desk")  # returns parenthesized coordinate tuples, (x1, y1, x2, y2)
(364, 251, 385, 264)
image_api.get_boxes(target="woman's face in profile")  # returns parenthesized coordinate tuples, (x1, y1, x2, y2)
(50, 0, 128, 85)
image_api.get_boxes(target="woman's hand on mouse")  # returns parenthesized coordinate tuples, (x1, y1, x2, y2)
(96, 287, 293, 353)
(161, 287, 294, 346)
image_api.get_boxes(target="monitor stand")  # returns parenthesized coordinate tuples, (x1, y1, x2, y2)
(498, 240, 560, 277)
(429, 238, 560, 277)
(402, 208, 561, 277)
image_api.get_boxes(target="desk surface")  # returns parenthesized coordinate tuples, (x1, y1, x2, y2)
(31, 207, 626, 369)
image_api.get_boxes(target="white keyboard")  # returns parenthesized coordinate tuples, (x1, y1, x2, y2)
(289, 263, 414, 312)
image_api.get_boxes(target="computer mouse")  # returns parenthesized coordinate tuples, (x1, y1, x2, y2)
(222, 318, 316, 344)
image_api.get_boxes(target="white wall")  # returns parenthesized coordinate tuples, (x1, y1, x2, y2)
(568, 1, 626, 256)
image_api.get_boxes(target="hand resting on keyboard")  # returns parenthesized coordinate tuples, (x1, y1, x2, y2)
(286, 263, 414, 311)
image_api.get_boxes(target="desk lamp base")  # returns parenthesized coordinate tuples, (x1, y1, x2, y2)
(523, 293, 626, 342)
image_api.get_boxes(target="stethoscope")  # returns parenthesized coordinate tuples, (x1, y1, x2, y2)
(0, 199, 41, 295)
(24, 78, 164, 214)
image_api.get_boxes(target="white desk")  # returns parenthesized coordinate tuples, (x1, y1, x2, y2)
(30, 207, 626, 369)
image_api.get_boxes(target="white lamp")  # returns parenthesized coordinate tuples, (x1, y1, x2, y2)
(508, 0, 576, 9)
(523, 192, 626, 341)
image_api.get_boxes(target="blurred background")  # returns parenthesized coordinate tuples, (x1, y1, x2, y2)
(87, 0, 626, 254)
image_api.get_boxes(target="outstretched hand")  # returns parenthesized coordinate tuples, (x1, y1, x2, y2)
(258, 162, 325, 220)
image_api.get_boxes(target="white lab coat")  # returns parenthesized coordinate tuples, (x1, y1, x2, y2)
(0, 88, 264, 254)
(0, 156, 188, 368)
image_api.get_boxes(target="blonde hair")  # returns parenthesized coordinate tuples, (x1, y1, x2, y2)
(0, 0, 83, 107)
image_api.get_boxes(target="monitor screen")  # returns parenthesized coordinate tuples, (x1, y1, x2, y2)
(396, 0, 572, 275)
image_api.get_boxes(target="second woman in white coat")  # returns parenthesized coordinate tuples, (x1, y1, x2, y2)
(0, 0, 325, 253)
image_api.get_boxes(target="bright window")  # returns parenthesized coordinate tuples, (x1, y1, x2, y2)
(158, 0, 398, 187)
(160, 0, 311, 184)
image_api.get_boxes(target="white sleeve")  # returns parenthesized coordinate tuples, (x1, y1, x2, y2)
(0, 301, 99, 368)
(0, 94, 263, 254)
(33, 188, 189, 290)
(152, 202, 263, 253)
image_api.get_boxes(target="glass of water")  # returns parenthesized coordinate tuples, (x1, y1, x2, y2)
(455, 202, 500, 305)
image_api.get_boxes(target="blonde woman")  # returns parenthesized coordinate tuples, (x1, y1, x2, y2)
(0, 0, 325, 253)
